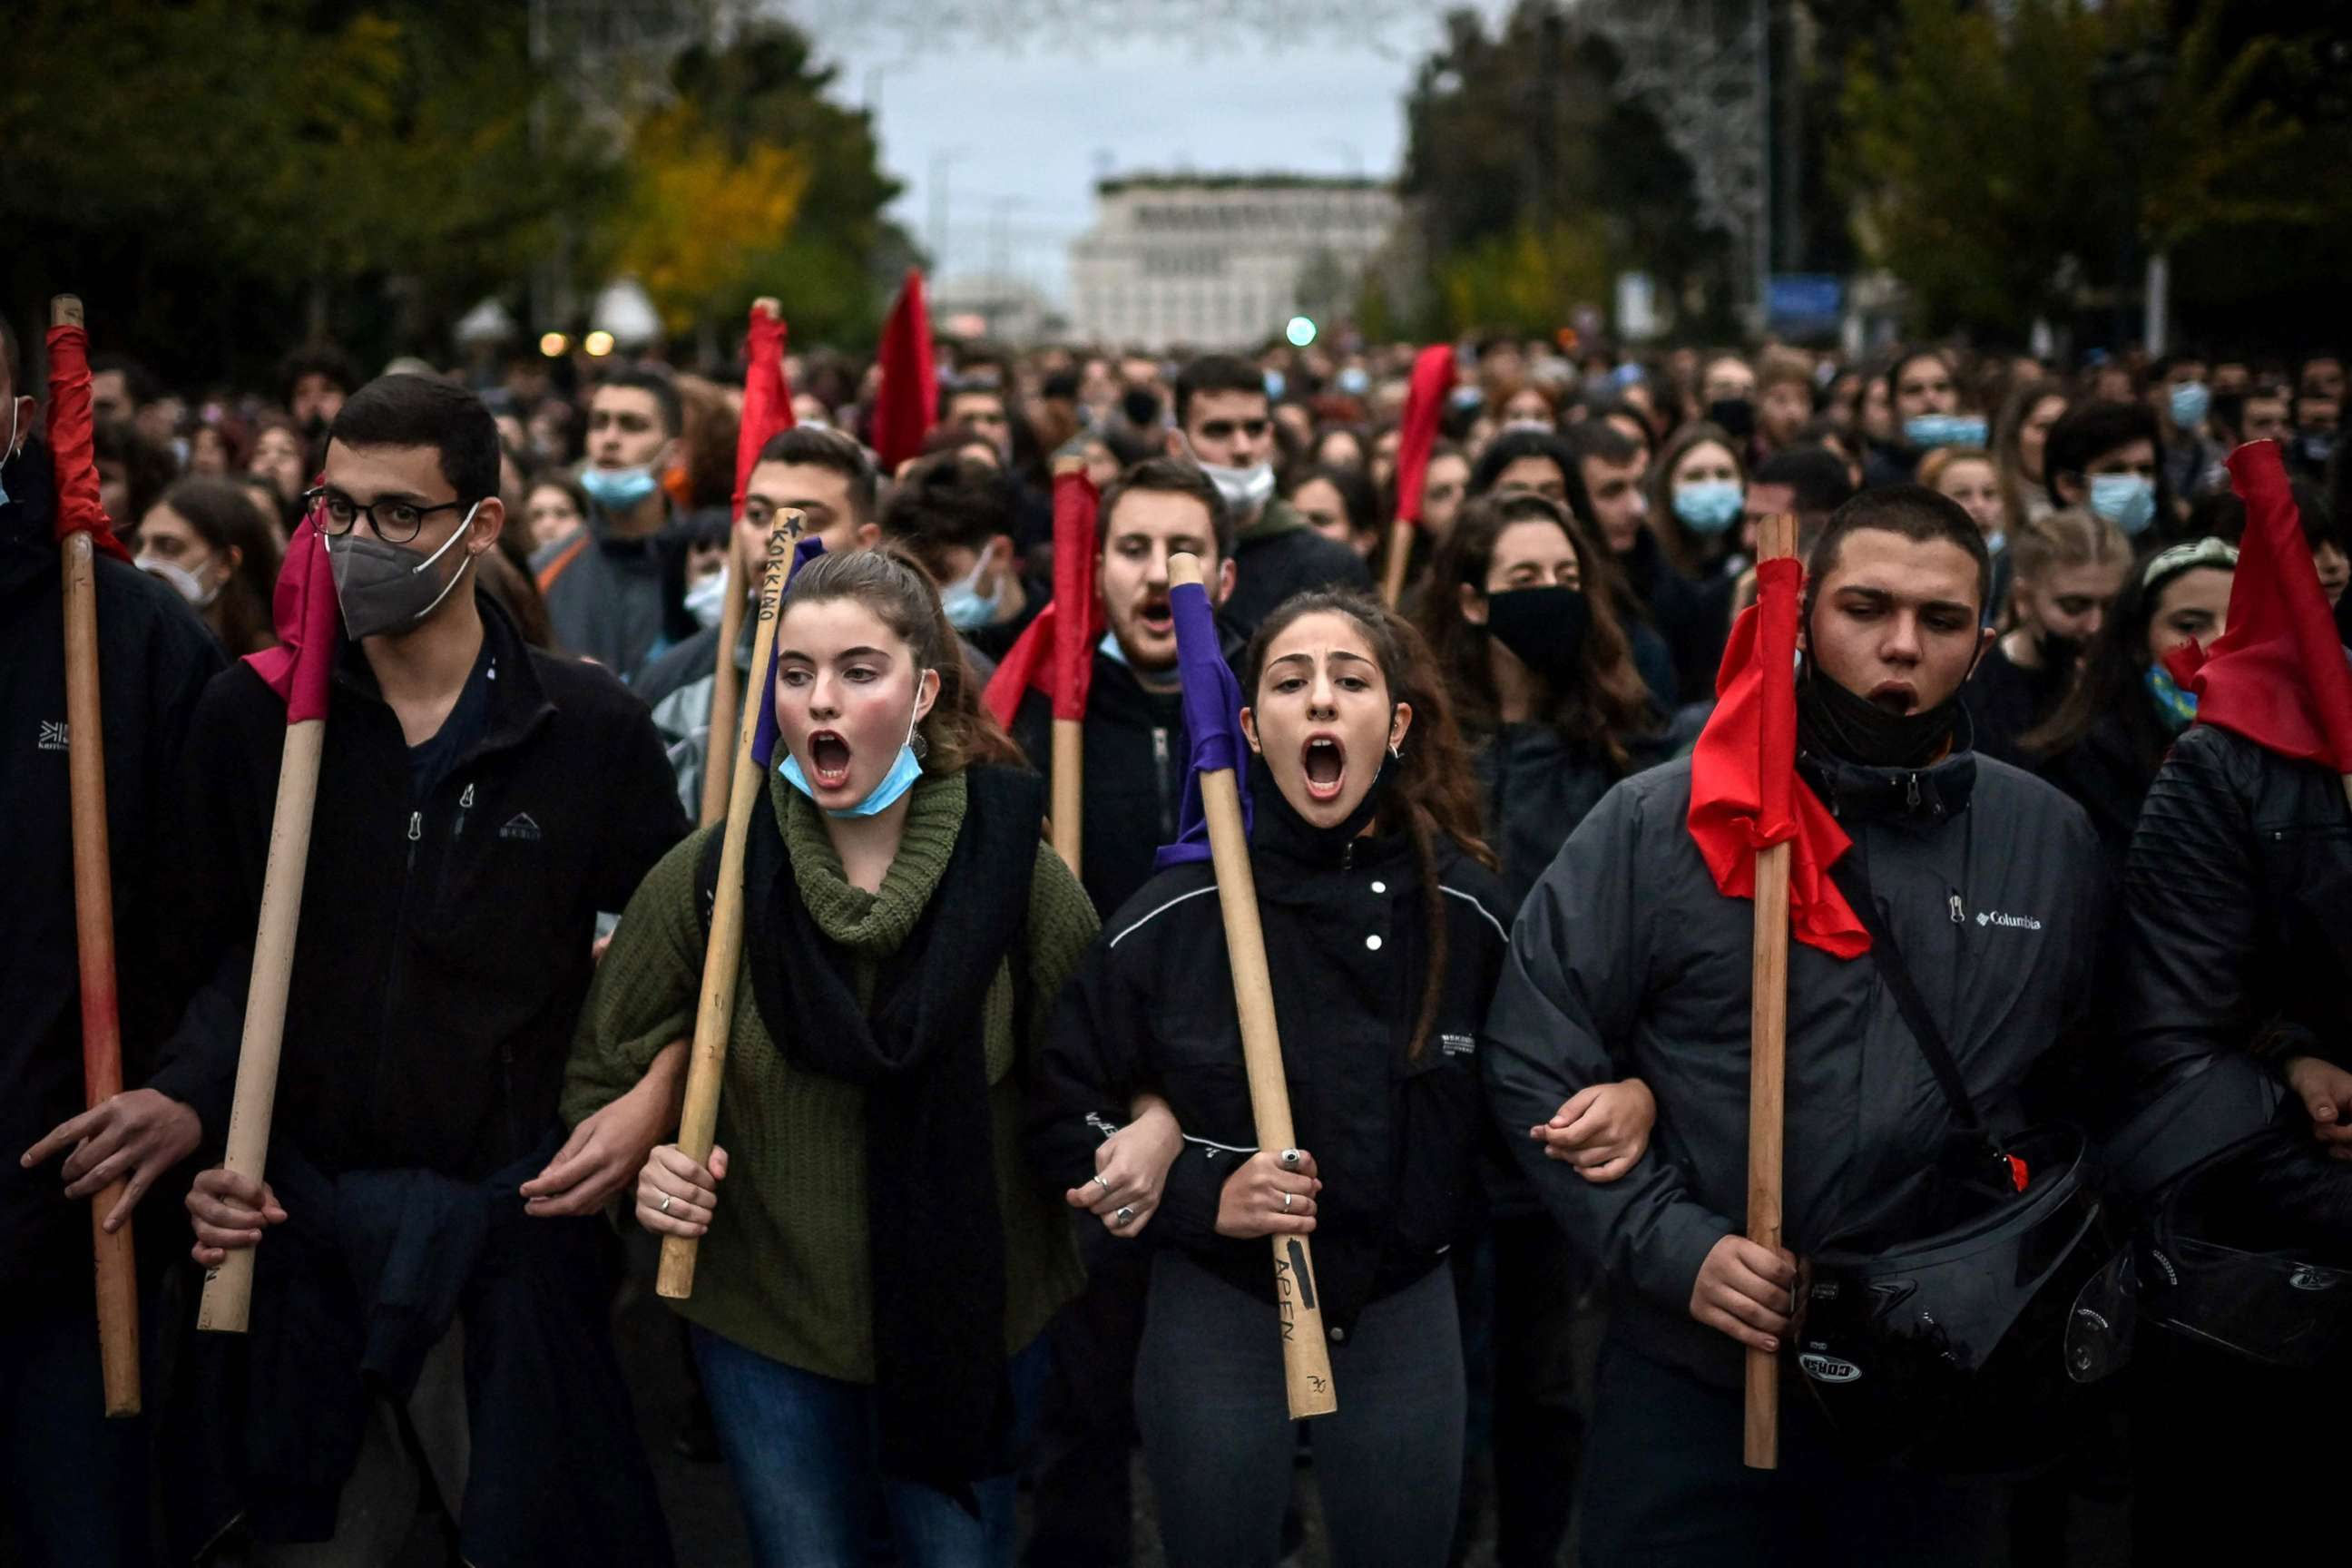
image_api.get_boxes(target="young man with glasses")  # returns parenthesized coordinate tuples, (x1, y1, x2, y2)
(151, 374, 686, 1563)
(1168, 354, 1367, 634)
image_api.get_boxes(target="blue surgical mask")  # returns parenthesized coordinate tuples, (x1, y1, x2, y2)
(2144, 663, 2198, 735)
(1097, 630, 1131, 668)
(1263, 369, 1287, 401)
(1905, 413, 1986, 449)
(1672, 479, 1743, 534)
(2088, 473, 2158, 535)
(682, 567, 730, 631)
(579, 464, 661, 510)
(778, 679, 931, 818)
(2167, 381, 2210, 430)
(938, 552, 1004, 630)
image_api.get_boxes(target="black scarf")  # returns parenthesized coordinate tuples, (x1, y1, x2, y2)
(741, 766, 1044, 1509)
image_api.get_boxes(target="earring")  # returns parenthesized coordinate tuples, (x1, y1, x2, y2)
(1388, 740, 1404, 761)
(910, 729, 929, 760)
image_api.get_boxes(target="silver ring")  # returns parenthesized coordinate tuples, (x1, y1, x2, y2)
(1091, 1174, 1112, 1191)
(1280, 1191, 1294, 1211)
(659, 1194, 673, 1214)
(1114, 1206, 1136, 1227)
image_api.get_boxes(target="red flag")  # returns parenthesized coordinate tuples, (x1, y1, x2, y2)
(44, 321, 132, 564)
(2166, 441, 2352, 771)
(985, 467, 1104, 726)
(1687, 557, 1868, 960)
(732, 305, 796, 522)
(870, 269, 937, 472)
(241, 515, 341, 723)
(1390, 344, 1457, 531)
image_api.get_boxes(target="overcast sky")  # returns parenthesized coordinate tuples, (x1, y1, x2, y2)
(775, 2, 1507, 305)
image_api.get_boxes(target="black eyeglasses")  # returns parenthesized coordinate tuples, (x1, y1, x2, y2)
(304, 486, 473, 544)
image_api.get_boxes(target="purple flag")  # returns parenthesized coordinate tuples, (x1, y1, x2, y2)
(749, 536, 829, 771)
(1153, 578, 1253, 870)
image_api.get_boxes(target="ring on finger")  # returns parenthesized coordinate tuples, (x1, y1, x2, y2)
(1113, 1206, 1136, 1227)
(1280, 1191, 1294, 1211)
(660, 1193, 673, 1215)
(1091, 1174, 1112, 1191)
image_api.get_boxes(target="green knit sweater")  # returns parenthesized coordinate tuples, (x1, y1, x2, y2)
(562, 769, 1097, 1381)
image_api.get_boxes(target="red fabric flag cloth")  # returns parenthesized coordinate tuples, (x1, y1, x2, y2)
(2166, 440, 2352, 772)
(731, 306, 796, 522)
(241, 515, 342, 723)
(44, 322, 133, 564)
(1389, 344, 1457, 530)
(985, 468, 1104, 726)
(1686, 557, 1869, 960)
(869, 270, 937, 472)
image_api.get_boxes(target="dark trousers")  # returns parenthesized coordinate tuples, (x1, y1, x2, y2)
(0, 1295, 153, 1567)
(1489, 1215, 1588, 1568)
(1024, 1222, 1152, 1568)
(1136, 1250, 1464, 1568)
(2130, 1329, 2345, 1562)
(1577, 1339, 2007, 1567)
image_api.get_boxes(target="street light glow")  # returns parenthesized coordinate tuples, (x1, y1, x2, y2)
(1286, 315, 1318, 348)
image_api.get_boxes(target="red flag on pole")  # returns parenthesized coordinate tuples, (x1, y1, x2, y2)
(44, 320, 132, 564)
(985, 466, 1104, 726)
(870, 269, 937, 472)
(732, 303, 796, 522)
(1391, 345, 1457, 530)
(1687, 557, 1869, 960)
(242, 515, 342, 722)
(2165, 440, 2352, 772)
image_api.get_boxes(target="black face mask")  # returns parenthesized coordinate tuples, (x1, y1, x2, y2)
(1707, 397, 1756, 441)
(1483, 585, 1591, 691)
(1247, 723, 1399, 863)
(1122, 388, 1162, 428)
(2034, 627, 2084, 673)
(1798, 660, 1960, 770)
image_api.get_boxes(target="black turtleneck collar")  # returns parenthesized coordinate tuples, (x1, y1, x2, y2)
(1245, 750, 1411, 877)
(1797, 703, 1979, 826)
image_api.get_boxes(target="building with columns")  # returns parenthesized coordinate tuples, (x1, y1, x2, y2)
(1067, 173, 1399, 349)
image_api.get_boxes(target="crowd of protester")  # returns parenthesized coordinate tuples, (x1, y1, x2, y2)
(5, 309, 2350, 1568)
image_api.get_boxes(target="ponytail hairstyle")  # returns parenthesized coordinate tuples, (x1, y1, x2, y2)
(1243, 591, 1496, 1059)
(779, 544, 1025, 775)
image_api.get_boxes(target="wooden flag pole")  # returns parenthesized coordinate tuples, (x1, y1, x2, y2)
(54, 298, 140, 1413)
(1379, 517, 1414, 611)
(1168, 551, 1338, 1420)
(701, 297, 782, 828)
(659, 509, 801, 1299)
(195, 720, 328, 1333)
(1048, 454, 1087, 877)
(1743, 512, 1799, 1470)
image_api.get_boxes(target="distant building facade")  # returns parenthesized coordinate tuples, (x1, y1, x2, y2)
(1067, 174, 1399, 349)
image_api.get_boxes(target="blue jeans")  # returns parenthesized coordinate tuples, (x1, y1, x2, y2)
(690, 1324, 1047, 1568)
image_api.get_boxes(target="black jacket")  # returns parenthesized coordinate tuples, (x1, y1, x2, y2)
(1, 438, 225, 1291)
(1010, 638, 1241, 921)
(1482, 743, 2105, 1387)
(2034, 699, 2171, 871)
(1962, 639, 2066, 766)
(2107, 722, 2352, 1235)
(149, 597, 689, 1179)
(1474, 721, 1667, 916)
(1032, 800, 1512, 1334)
(1223, 501, 1373, 636)
(1618, 527, 1729, 707)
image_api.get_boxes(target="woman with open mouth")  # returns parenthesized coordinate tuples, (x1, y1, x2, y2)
(564, 546, 1111, 1566)
(1033, 593, 1647, 1567)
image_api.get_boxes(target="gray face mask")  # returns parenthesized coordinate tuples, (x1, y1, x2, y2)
(327, 503, 479, 640)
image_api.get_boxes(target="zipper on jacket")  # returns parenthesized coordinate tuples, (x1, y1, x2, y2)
(1948, 888, 1965, 925)
(454, 781, 474, 842)
(1152, 726, 1176, 840)
(1905, 773, 1921, 809)
(406, 809, 423, 871)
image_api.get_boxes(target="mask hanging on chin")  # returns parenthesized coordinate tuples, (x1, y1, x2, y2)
(1796, 655, 1962, 770)
(939, 551, 1004, 630)
(579, 464, 662, 510)
(1196, 455, 1275, 514)
(778, 679, 933, 818)
(1481, 585, 1592, 691)
(682, 567, 730, 630)
(327, 505, 479, 640)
